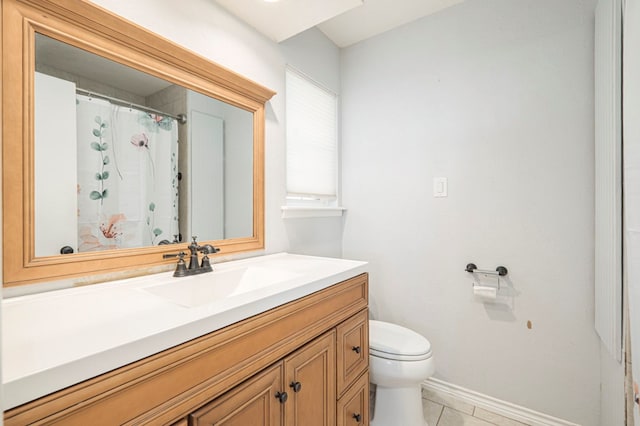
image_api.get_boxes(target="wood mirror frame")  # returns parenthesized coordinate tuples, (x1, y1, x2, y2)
(1, 0, 275, 287)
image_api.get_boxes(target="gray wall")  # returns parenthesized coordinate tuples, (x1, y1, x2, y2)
(340, 0, 601, 424)
(88, 0, 344, 259)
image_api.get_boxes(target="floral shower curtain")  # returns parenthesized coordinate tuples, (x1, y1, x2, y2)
(76, 95, 179, 252)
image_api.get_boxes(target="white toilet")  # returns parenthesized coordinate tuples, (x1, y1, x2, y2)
(369, 320, 435, 426)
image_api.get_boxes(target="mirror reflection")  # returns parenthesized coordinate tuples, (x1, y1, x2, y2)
(34, 34, 254, 257)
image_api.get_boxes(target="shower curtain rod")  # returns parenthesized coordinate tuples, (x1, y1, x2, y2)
(76, 88, 187, 125)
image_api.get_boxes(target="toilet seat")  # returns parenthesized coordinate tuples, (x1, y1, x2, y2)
(369, 320, 432, 361)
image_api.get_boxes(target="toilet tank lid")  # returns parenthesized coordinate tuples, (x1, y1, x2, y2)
(369, 320, 432, 357)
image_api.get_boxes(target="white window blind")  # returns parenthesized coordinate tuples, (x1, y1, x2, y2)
(286, 68, 338, 199)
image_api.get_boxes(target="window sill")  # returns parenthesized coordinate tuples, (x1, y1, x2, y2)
(281, 206, 346, 219)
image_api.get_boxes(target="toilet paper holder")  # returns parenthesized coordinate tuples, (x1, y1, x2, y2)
(466, 263, 507, 298)
(465, 263, 508, 277)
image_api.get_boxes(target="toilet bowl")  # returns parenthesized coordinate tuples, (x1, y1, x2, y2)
(369, 320, 435, 426)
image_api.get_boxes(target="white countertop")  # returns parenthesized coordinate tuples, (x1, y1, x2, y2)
(2, 253, 367, 409)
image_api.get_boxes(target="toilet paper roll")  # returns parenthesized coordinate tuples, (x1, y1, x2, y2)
(473, 285, 497, 302)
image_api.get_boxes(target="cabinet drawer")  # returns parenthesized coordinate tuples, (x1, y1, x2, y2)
(336, 309, 369, 396)
(337, 372, 369, 426)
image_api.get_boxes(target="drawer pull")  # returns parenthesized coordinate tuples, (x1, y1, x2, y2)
(290, 381, 302, 392)
(352, 345, 361, 354)
(353, 413, 362, 422)
(275, 391, 288, 403)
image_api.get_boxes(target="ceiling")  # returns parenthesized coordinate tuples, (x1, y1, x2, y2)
(36, 1, 468, 97)
(214, 0, 464, 48)
(36, 34, 171, 97)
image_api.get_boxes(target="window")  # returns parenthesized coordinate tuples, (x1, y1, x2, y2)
(285, 67, 339, 208)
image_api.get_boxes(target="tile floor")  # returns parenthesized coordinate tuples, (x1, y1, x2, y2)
(421, 388, 531, 426)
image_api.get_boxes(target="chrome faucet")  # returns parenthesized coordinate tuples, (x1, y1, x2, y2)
(163, 236, 220, 277)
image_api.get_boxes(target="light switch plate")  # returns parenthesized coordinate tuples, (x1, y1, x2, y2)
(433, 177, 448, 197)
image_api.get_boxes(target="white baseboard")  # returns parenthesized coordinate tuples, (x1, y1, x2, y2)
(422, 377, 581, 426)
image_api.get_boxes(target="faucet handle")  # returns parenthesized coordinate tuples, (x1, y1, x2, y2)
(163, 251, 188, 277)
(188, 236, 200, 254)
(163, 251, 186, 260)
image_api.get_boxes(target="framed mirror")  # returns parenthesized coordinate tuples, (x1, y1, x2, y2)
(2, 0, 275, 287)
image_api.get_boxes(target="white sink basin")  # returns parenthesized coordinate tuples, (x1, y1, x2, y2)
(141, 266, 302, 308)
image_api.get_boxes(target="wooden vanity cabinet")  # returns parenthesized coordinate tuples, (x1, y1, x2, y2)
(4, 273, 369, 426)
(190, 316, 369, 426)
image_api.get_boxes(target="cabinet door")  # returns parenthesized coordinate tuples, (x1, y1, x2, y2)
(336, 309, 369, 396)
(190, 364, 284, 426)
(337, 372, 369, 426)
(284, 331, 336, 426)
